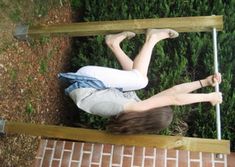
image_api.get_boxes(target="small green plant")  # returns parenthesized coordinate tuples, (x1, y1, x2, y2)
(25, 102, 34, 114)
(27, 75, 33, 83)
(9, 68, 17, 82)
(39, 49, 54, 75)
(39, 35, 51, 45)
(39, 58, 48, 74)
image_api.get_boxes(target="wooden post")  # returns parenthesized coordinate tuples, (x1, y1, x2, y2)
(14, 16, 223, 39)
(4, 121, 230, 154)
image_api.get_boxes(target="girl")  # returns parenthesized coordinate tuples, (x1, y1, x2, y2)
(59, 29, 222, 134)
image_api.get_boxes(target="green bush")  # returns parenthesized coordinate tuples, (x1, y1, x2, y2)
(70, 0, 235, 150)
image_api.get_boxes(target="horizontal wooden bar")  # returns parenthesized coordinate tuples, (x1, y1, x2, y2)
(5, 121, 230, 154)
(28, 15, 223, 37)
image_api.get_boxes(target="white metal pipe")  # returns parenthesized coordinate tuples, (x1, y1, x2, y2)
(212, 27, 222, 140)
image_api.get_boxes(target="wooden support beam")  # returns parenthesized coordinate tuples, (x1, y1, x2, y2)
(5, 121, 230, 154)
(25, 15, 223, 37)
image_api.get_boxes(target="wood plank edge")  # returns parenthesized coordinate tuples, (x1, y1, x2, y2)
(5, 122, 230, 154)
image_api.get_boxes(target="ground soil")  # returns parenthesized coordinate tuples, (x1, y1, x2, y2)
(0, 2, 75, 167)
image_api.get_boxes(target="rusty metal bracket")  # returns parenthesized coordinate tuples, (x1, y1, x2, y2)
(0, 119, 6, 135)
(13, 24, 29, 41)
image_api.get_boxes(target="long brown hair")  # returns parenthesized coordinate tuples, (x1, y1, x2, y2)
(106, 106, 173, 134)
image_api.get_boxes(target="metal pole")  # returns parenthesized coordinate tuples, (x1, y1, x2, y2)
(213, 27, 224, 159)
(212, 28, 222, 141)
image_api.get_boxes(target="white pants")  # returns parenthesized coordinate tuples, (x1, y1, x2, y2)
(76, 66, 148, 91)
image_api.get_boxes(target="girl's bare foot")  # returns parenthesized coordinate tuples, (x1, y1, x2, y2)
(210, 92, 223, 106)
(146, 29, 179, 43)
(105, 31, 136, 48)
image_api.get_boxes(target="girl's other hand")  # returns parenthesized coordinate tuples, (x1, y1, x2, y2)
(210, 92, 223, 106)
(206, 73, 222, 87)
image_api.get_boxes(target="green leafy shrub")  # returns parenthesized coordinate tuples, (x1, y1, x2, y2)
(70, 0, 235, 150)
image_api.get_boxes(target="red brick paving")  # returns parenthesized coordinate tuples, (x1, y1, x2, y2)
(34, 139, 234, 167)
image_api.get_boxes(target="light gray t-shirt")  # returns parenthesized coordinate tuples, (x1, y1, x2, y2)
(69, 88, 140, 117)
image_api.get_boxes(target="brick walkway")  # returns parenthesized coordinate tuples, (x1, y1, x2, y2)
(34, 139, 234, 167)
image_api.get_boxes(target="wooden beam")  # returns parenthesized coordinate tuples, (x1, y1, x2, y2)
(27, 15, 223, 37)
(5, 121, 230, 154)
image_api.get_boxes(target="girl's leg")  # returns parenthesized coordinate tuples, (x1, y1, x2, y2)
(76, 66, 148, 91)
(76, 29, 178, 91)
(105, 29, 179, 75)
(133, 29, 179, 78)
(105, 31, 135, 70)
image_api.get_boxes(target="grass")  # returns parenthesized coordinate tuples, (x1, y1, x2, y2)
(33, 1, 50, 18)
(0, 0, 66, 24)
(0, 1, 71, 167)
(39, 48, 55, 75)
(9, 68, 18, 82)
(0, 42, 10, 55)
(9, 8, 21, 22)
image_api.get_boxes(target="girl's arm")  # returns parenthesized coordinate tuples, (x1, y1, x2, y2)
(155, 73, 222, 97)
(124, 92, 222, 112)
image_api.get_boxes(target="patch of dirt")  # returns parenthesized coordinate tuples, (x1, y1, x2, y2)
(0, 3, 75, 167)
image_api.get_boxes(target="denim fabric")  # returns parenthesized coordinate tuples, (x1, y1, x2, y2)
(58, 72, 106, 95)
